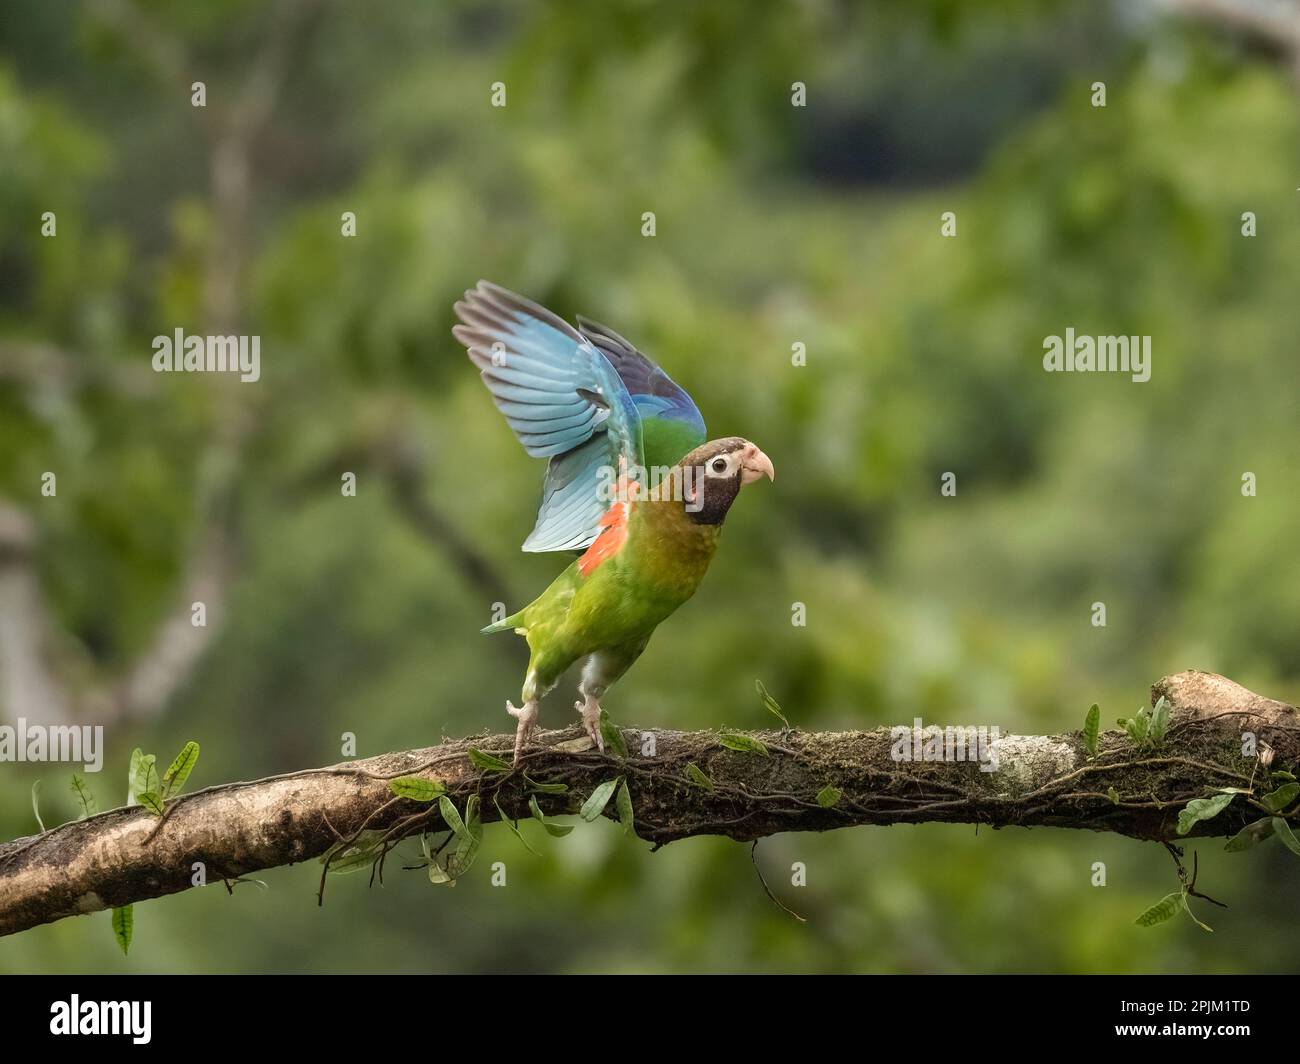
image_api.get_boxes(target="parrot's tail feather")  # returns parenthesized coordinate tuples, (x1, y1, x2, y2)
(481, 612, 525, 635)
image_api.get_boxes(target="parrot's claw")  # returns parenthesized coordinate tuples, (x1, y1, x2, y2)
(575, 697, 605, 753)
(507, 700, 539, 765)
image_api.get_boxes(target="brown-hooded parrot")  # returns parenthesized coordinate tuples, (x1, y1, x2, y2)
(452, 282, 774, 763)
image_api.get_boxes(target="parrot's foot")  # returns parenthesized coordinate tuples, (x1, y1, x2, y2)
(507, 700, 539, 765)
(574, 695, 605, 753)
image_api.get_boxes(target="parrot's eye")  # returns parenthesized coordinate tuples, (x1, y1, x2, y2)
(709, 457, 729, 475)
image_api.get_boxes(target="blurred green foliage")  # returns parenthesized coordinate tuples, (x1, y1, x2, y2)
(1, 0, 1297, 972)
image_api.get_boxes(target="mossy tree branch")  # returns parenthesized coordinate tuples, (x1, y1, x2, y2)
(1, 670, 1296, 938)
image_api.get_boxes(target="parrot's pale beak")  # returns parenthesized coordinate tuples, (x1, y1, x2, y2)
(739, 443, 775, 485)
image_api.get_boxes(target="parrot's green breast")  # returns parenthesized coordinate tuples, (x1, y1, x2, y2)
(510, 497, 721, 686)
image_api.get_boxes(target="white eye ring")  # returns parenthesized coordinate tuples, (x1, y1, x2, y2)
(709, 456, 729, 475)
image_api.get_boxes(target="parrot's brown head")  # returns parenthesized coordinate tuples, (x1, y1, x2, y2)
(675, 437, 774, 525)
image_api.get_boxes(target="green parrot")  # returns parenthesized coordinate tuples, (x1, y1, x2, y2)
(453, 282, 774, 763)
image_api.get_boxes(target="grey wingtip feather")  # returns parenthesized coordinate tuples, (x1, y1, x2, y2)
(521, 533, 595, 553)
(575, 314, 635, 351)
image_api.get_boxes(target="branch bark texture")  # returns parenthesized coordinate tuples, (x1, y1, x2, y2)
(1, 670, 1296, 937)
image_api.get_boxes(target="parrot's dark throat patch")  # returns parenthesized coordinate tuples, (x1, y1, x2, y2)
(677, 438, 746, 525)
(684, 473, 741, 525)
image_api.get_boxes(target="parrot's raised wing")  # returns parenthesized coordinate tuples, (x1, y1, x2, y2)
(575, 315, 706, 471)
(453, 281, 645, 553)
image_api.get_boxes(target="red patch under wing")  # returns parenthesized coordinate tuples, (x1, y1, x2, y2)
(578, 499, 630, 576)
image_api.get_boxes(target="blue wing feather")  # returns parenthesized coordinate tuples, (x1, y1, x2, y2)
(452, 282, 644, 552)
(575, 315, 706, 467)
